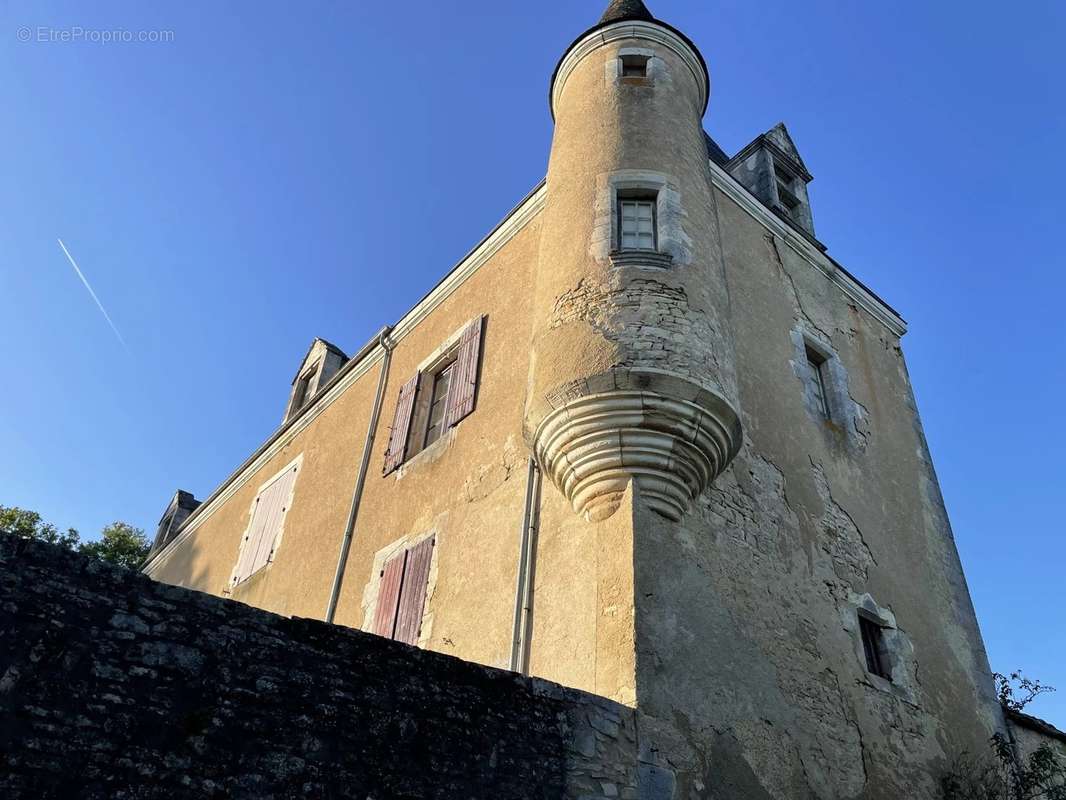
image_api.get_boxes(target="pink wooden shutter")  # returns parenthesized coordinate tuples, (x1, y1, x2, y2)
(445, 316, 483, 428)
(393, 536, 434, 645)
(383, 373, 419, 475)
(372, 551, 406, 638)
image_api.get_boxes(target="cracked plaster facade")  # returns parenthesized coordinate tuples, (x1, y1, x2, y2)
(141, 2, 1008, 797)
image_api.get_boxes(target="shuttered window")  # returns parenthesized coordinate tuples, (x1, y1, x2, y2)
(383, 374, 419, 475)
(232, 462, 299, 586)
(371, 551, 406, 638)
(371, 536, 434, 646)
(382, 316, 484, 473)
(445, 315, 483, 428)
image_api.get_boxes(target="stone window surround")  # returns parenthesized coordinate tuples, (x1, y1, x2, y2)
(592, 170, 690, 270)
(225, 452, 303, 594)
(791, 328, 843, 423)
(612, 47, 659, 86)
(393, 316, 480, 478)
(801, 337, 835, 420)
(843, 592, 920, 705)
(361, 530, 439, 650)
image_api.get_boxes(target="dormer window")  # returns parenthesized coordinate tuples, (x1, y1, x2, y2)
(284, 339, 348, 424)
(774, 163, 802, 220)
(292, 366, 317, 413)
(620, 54, 649, 78)
(618, 192, 657, 251)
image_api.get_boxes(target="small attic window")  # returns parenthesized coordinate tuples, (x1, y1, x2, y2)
(621, 54, 649, 78)
(774, 162, 801, 215)
(292, 367, 316, 413)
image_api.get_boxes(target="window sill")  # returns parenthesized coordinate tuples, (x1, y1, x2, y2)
(609, 250, 673, 270)
(394, 426, 458, 479)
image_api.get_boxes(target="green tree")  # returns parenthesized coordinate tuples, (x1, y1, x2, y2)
(78, 521, 151, 570)
(0, 504, 80, 548)
(942, 672, 1065, 800)
(1, 505, 150, 570)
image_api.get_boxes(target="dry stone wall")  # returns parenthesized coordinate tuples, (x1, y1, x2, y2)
(0, 534, 639, 800)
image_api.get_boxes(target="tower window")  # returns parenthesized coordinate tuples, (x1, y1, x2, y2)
(859, 614, 891, 681)
(803, 346, 831, 419)
(620, 54, 649, 78)
(618, 194, 657, 251)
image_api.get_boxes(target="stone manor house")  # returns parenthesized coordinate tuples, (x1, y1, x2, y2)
(142, 1, 1063, 796)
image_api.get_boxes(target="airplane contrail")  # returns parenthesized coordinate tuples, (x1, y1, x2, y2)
(57, 238, 129, 351)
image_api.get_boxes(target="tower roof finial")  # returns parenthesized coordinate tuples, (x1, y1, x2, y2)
(599, 0, 656, 25)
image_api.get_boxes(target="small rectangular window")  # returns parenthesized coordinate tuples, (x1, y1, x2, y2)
(422, 361, 456, 448)
(618, 196, 657, 251)
(804, 346, 830, 419)
(777, 183, 800, 211)
(621, 54, 649, 77)
(859, 614, 891, 681)
(292, 370, 315, 413)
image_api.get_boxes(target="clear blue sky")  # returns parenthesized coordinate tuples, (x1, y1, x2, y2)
(1, 1, 1063, 724)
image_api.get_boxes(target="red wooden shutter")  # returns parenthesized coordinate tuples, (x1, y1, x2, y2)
(445, 316, 483, 428)
(393, 536, 434, 645)
(372, 551, 406, 638)
(383, 373, 419, 475)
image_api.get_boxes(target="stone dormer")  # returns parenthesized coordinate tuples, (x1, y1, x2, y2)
(726, 122, 819, 244)
(284, 338, 348, 423)
(152, 490, 200, 552)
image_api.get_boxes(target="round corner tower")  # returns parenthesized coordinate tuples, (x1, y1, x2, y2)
(525, 0, 743, 522)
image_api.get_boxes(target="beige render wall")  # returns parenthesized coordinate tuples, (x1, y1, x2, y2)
(148, 218, 547, 673)
(627, 186, 1004, 799)
(327, 219, 545, 671)
(146, 361, 380, 620)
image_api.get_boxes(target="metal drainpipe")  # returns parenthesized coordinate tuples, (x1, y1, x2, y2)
(324, 326, 394, 624)
(509, 457, 542, 674)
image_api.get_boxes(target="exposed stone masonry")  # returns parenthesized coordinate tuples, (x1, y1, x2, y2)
(550, 276, 730, 402)
(0, 534, 639, 799)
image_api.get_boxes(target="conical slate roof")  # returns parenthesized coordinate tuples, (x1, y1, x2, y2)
(599, 0, 656, 25)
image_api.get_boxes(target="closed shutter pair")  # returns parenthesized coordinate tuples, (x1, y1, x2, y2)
(232, 463, 298, 585)
(382, 316, 484, 475)
(372, 536, 434, 645)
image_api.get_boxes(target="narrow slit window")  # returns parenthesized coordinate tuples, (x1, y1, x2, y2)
(618, 196, 657, 251)
(804, 346, 831, 419)
(621, 54, 649, 77)
(859, 614, 891, 681)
